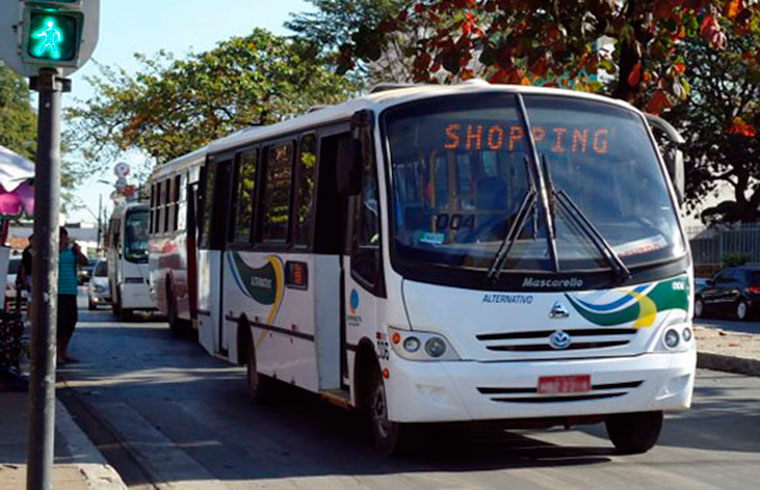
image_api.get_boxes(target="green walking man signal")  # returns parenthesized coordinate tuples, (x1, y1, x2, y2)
(0, 0, 100, 77)
(31, 17, 64, 60)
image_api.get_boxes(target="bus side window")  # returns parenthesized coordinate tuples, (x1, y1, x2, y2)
(234, 148, 258, 244)
(149, 183, 155, 235)
(259, 142, 294, 243)
(173, 174, 181, 231)
(199, 164, 216, 249)
(295, 134, 317, 246)
(351, 139, 382, 290)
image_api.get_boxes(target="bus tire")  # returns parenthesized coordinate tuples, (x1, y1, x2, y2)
(112, 290, 121, 317)
(245, 335, 268, 404)
(605, 411, 663, 454)
(167, 279, 181, 337)
(369, 365, 412, 456)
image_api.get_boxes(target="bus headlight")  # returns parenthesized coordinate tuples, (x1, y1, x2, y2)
(388, 327, 459, 361)
(425, 337, 447, 357)
(655, 322, 693, 353)
(403, 336, 421, 353)
(664, 329, 680, 349)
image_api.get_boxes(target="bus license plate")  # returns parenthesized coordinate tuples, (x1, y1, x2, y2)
(538, 375, 591, 395)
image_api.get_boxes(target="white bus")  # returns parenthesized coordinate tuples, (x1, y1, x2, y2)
(192, 82, 694, 455)
(147, 147, 205, 336)
(106, 201, 155, 319)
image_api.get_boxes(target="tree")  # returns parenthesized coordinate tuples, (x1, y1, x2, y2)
(65, 29, 359, 170)
(342, 1, 758, 113)
(0, 63, 37, 160)
(669, 31, 760, 223)
(287, 0, 417, 85)
(1, 62, 79, 212)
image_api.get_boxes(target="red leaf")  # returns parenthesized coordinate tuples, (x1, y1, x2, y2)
(729, 117, 757, 138)
(627, 63, 642, 88)
(726, 0, 743, 19)
(645, 91, 672, 115)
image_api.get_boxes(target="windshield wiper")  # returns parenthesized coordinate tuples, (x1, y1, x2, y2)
(540, 155, 631, 281)
(486, 186, 537, 282)
(515, 94, 560, 272)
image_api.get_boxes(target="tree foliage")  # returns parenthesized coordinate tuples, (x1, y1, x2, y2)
(342, 1, 758, 112)
(0, 63, 37, 160)
(65, 29, 359, 169)
(669, 30, 760, 223)
(288, 0, 417, 84)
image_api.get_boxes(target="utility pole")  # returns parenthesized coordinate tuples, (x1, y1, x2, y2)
(27, 67, 68, 490)
(97, 193, 103, 252)
(0, 2, 100, 489)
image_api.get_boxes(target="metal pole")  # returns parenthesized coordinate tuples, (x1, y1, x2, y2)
(27, 68, 66, 490)
(97, 194, 102, 252)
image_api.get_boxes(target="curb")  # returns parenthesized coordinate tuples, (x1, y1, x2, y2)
(56, 399, 128, 490)
(697, 351, 760, 377)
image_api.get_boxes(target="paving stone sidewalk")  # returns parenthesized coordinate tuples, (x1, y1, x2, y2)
(0, 389, 126, 490)
(695, 325, 760, 376)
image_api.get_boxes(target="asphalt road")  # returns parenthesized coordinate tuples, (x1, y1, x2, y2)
(57, 305, 760, 490)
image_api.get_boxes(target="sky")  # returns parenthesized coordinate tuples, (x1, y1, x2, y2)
(64, 0, 313, 224)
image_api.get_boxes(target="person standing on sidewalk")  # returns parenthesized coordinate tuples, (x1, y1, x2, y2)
(57, 227, 87, 364)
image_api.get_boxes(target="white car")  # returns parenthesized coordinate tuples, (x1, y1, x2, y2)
(87, 259, 111, 310)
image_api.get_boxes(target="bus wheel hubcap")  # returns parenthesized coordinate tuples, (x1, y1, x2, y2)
(372, 385, 391, 438)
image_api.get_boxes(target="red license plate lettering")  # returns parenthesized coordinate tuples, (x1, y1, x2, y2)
(538, 375, 591, 395)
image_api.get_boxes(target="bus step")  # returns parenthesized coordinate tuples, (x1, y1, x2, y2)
(320, 389, 352, 409)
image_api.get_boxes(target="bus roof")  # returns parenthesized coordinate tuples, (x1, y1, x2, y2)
(207, 82, 641, 155)
(110, 200, 149, 220)
(149, 145, 207, 182)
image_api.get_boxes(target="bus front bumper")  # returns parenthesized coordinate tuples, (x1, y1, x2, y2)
(119, 282, 156, 311)
(384, 350, 696, 423)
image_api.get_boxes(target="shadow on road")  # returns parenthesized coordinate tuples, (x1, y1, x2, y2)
(53, 312, 760, 487)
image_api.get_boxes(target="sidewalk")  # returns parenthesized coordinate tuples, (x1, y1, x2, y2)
(695, 324, 760, 376)
(0, 386, 126, 490)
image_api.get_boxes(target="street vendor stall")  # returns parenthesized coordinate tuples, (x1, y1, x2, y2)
(0, 145, 34, 388)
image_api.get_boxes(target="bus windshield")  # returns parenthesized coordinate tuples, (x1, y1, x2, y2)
(384, 93, 686, 275)
(124, 210, 149, 264)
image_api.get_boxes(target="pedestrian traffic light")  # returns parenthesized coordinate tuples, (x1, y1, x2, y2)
(0, 0, 99, 77)
(26, 10, 81, 62)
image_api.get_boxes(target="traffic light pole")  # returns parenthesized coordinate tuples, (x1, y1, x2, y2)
(27, 68, 69, 490)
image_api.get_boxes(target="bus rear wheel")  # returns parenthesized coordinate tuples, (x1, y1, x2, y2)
(605, 411, 663, 454)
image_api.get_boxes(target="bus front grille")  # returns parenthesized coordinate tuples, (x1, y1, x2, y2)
(477, 380, 643, 403)
(476, 328, 637, 353)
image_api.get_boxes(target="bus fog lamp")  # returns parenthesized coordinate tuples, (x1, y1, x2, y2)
(403, 336, 420, 353)
(425, 337, 446, 358)
(664, 329, 680, 349)
(682, 327, 692, 342)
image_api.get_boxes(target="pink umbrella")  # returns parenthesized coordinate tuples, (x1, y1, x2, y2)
(0, 145, 35, 217)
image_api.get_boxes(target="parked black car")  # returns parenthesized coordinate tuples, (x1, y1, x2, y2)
(694, 266, 760, 321)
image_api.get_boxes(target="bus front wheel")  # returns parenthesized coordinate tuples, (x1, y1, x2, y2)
(369, 368, 412, 456)
(605, 411, 663, 454)
(246, 339, 269, 404)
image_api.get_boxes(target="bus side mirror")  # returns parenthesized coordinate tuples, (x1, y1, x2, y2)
(645, 113, 686, 207)
(337, 136, 362, 196)
(665, 147, 685, 206)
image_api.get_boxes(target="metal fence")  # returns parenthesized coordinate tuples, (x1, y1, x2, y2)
(686, 223, 760, 267)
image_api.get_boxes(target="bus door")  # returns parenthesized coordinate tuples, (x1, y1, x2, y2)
(186, 181, 199, 322)
(312, 129, 352, 393)
(342, 133, 384, 386)
(197, 155, 235, 356)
